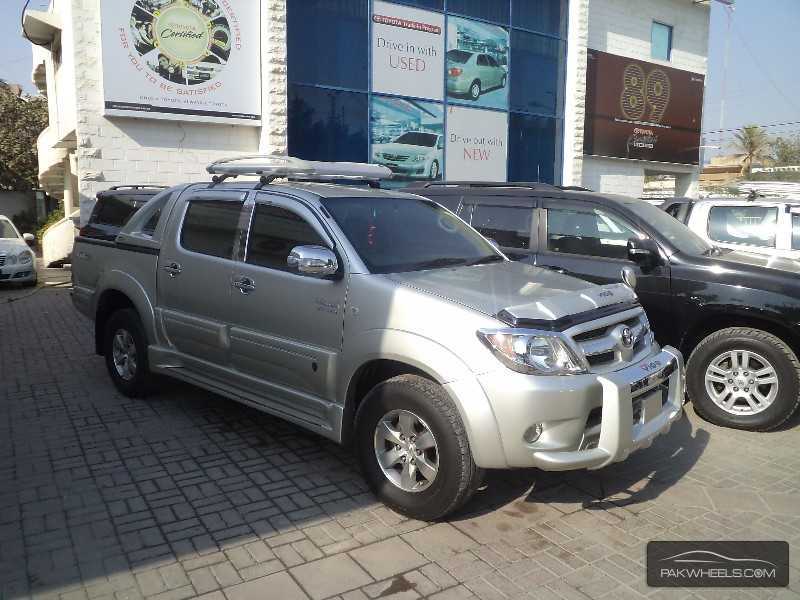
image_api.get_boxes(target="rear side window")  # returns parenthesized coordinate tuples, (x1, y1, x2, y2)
(246, 204, 325, 271)
(470, 205, 531, 249)
(708, 206, 777, 248)
(91, 196, 137, 227)
(180, 200, 243, 259)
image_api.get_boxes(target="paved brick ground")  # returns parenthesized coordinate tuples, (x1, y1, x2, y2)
(2, 283, 800, 600)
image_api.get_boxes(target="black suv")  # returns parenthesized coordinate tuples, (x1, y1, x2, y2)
(411, 182, 800, 431)
(80, 185, 167, 242)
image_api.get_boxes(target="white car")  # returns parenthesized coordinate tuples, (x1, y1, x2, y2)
(0, 215, 37, 286)
(372, 132, 443, 180)
(663, 197, 800, 261)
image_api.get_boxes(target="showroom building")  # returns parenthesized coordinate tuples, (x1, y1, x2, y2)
(24, 0, 710, 229)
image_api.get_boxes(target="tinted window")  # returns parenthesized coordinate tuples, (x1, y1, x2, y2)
(624, 199, 711, 255)
(510, 30, 563, 116)
(92, 196, 137, 227)
(287, 0, 368, 90)
(180, 200, 243, 259)
(447, 49, 471, 64)
(470, 205, 531, 249)
(246, 205, 326, 271)
(793, 214, 800, 250)
(288, 85, 368, 163)
(448, 0, 510, 24)
(323, 197, 498, 273)
(394, 132, 438, 147)
(664, 203, 681, 218)
(0, 219, 19, 239)
(142, 209, 161, 236)
(547, 207, 639, 260)
(508, 113, 560, 183)
(513, 0, 567, 37)
(477, 55, 489, 66)
(652, 22, 673, 61)
(708, 206, 778, 248)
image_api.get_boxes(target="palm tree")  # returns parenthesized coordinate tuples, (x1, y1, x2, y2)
(732, 125, 771, 177)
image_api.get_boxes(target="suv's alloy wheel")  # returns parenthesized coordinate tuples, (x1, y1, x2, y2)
(355, 374, 483, 520)
(112, 329, 138, 381)
(104, 308, 153, 398)
(687, 327, 800, 431)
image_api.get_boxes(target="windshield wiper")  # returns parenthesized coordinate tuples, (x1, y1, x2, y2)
(468, 254, 505, 266)
(411, 257, 470, 270)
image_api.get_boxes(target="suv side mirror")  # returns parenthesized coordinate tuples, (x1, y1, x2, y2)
(627, 237, 660, 267)
(23, 233, 35, 245)
(287, 245, 338, 278)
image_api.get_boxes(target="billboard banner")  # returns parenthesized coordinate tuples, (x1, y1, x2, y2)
(445, 106, 508, 181)
(101, 0, 261, 125)
(583, 50, 704, 165)
(372, 0, 445, 101)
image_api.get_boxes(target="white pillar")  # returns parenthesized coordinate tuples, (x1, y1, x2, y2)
(62, 156, 74, 216)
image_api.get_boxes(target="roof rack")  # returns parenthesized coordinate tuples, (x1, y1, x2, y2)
(409, 181, 558, 190)
(107, 184, 169, 191)
(206, 156, 393, 188)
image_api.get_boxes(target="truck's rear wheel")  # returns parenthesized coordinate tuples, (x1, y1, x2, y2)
(687, 327, 800, 431)
(103, 308, 153, 398)
(355, 374, 483, 520)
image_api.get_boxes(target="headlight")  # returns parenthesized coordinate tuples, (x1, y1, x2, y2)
(477, 329, 586, 375)
(18, 250, 33, 265)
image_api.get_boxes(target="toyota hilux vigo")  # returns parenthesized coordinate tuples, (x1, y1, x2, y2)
(71, 157, 683, 520)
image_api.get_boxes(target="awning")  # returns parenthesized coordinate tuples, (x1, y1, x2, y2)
(22, 9, 62, 48)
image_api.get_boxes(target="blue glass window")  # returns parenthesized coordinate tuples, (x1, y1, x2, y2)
(447, 0, 510, 25)
(508, 114, 560, 184)
(513, 0, 567, 37)
(510, 30, 564, 116)
(651, 22, 673, 61)
(389, 0, 444, 10)
(287, 0, 369, 90)
(288, 85, 368, 163)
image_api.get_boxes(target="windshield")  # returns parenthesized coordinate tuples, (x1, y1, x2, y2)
(322, 197, 502, 274)
(447, 49, 471, 64)
(0, 219, 20, 239)
(624, 200, 713, 255)
(393, 132, 437, 147)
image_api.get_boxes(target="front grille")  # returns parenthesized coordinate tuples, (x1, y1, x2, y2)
(0, 254, 5, 266)
(566, 307, 653, 373)
(382, 153, 409, 161)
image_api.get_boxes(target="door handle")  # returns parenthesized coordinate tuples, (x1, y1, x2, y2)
(233, 276, 256, 294)
(162, 262, 182, 277)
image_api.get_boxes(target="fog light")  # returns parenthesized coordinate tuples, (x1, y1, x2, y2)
(523, 423, 543, 444)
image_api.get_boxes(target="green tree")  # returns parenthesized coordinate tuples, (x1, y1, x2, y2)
(731, 125, 771, 177)
(0, 81, 49, 191)
(771, 134, 800, 166)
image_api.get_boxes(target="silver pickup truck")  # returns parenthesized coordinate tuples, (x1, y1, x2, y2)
(72, 157, 684, 520)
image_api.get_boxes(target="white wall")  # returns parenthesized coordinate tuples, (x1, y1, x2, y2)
(573, 0, 710, 196)
(67, 0, 261, 224)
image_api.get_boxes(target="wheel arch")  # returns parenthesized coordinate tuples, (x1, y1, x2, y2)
(94, 272, 156, 355)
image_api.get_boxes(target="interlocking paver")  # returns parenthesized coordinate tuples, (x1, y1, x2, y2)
(2, 284, 800, 600)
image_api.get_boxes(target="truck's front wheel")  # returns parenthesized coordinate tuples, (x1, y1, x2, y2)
(103, 308, 153, 398)
(687, 327, 800, 431)
(355, 374, 483, 520)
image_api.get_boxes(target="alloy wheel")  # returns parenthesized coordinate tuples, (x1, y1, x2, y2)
(373, 409, 439, 493)
(704, 349, 779, 415)
(112, 328, 138, 381)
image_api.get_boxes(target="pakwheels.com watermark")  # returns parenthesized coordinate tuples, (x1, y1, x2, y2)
(647, 541, 789, 587)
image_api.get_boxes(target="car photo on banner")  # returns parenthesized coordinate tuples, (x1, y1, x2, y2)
(446, 16, 509, 110)
(371, 97, 444, 185)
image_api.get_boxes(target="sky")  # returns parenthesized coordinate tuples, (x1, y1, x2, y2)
(1, 0, 798, 160)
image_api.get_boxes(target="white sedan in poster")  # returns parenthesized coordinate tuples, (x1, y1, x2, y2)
(372, 132, 444, 180)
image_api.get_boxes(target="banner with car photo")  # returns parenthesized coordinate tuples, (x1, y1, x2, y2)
(371, 97, 445, 186)
(446, 16, 509, 110)
(100, 0, 261, 125)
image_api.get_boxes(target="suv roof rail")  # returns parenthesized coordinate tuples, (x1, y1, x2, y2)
(206, 155, 393, 187)
(409, 181, 558, 190)
(558, 185, 592, 192)
(106, 184, 169, 191)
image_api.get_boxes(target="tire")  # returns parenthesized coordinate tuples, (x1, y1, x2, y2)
(103, 308, 153, 398)
(355, 374, 483, 520)
(469, 80, 481, 100)
(500, 74, 507, 88)
(686, 327, 800, 431)
(429, 160, 440, 180)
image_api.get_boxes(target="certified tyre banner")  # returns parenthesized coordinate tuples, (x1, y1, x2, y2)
(101, 0, 261, 125)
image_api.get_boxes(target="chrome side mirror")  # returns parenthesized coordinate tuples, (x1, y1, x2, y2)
(621, 266, 638, 289)
(23, 233, 35, 245)
(287, 245, 338, 278)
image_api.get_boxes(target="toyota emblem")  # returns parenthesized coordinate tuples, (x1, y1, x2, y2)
(621, 327, 634, 348)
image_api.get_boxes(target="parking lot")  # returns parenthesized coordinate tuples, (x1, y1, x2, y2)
(1, 275, 799, 600)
